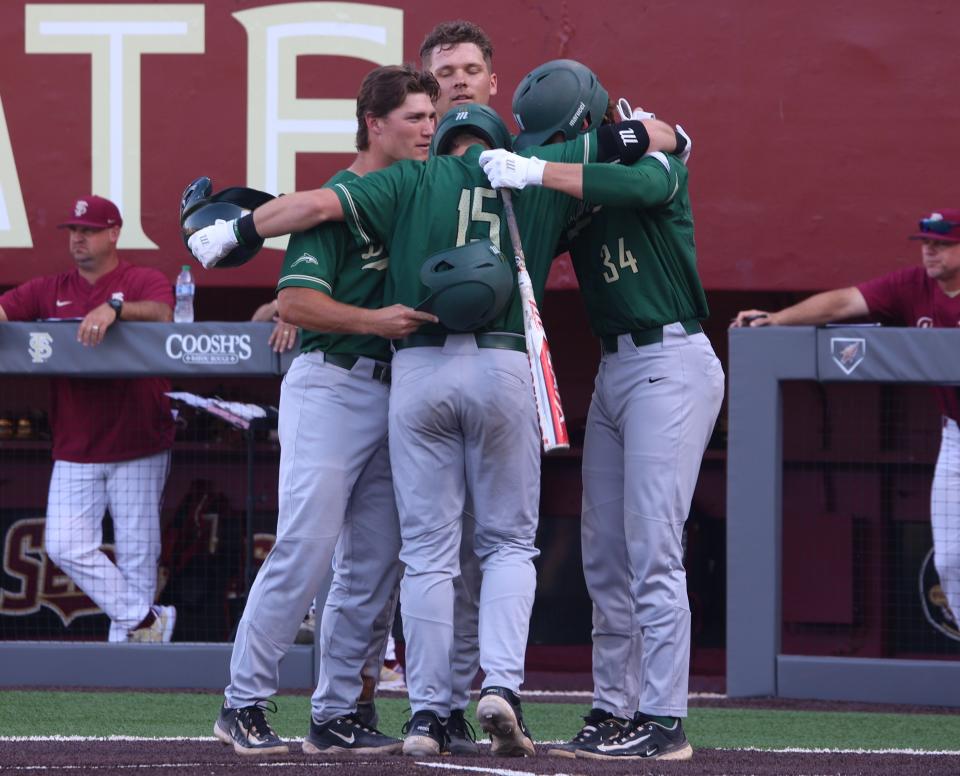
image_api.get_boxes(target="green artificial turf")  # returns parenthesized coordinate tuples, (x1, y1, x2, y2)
(2, 691, 959, 752)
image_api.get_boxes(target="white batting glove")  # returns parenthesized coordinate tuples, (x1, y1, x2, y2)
(478, 149, 546, 190)
(187, 219, 239, 269)
(616, 97, 656, 121)
(675, 124, 692, 165)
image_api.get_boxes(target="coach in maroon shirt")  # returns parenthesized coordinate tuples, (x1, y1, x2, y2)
(731, 208, 960, 636)
(0, 195, 177, 643)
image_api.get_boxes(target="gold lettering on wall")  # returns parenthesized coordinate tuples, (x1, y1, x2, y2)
(0, 97, 31, 248)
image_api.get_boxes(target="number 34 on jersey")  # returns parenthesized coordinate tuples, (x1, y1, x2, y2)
(600, 237, 638, 284)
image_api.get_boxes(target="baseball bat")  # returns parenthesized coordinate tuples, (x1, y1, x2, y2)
(500, 189, 570, 453)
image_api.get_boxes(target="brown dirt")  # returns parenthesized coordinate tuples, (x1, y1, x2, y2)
(1, 740, 958, 776)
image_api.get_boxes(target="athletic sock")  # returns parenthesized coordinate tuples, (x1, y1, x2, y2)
(643, 714, 678, 728)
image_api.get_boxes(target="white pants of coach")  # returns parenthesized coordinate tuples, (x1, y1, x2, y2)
(931, 418, 960, 623)
(388, 335, 541, 716)
(45, 450, 170, 641)
(581, 322, 724, 719)
(226, 352, 398, 710)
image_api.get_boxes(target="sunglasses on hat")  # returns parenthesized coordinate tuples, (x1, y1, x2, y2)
(918, 217, 960, 235)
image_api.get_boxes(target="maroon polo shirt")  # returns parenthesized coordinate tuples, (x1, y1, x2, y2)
(0, 260, 176, 462)
(858, 266, 960, 422)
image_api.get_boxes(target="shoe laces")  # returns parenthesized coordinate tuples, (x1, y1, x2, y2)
(342, 712, 380, 735)
(238, 700, 279, 738)
(446, 710, 477, 742)
(573, 709, 619, 742)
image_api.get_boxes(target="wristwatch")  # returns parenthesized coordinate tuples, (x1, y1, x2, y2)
(108, 297, 123, 321)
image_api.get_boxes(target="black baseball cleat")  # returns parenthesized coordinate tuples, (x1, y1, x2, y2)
(476, 686, 535, 756)
(545, 707, 631, 758)
(303, 712, 402, 755)
(402, 710, 448, 756)
(576, 715, 693, 761)
(214, 700, 289, 756)
(444, 708, 479, 755)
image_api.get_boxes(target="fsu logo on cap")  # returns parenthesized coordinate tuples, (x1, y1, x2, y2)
(74, 200, 89, 217)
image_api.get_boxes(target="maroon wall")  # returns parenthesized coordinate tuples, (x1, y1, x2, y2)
(0, 0, 956, 291)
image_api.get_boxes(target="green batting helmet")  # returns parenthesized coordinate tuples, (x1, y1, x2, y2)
(180, 176, 275, 268)
(511, 59, 609, 151)
(417, 239, 515, 332)
(431, 103, 513, 157)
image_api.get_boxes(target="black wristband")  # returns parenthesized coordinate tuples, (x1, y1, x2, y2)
(673, 127, 688, 157)
(235, 213, 261, 246)
(596, 120, 651, 164)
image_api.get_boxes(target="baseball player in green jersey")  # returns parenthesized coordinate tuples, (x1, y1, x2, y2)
(483, 59, 723, 762)
(190, 102, 683, 758)
(210, 65, 439, 758)
(418, 20, 499, 754)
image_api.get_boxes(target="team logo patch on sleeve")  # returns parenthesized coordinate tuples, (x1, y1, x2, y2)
(292, 253, 319, 267)
(829, 337, 866, 375)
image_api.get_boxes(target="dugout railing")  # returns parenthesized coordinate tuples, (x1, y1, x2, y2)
(0, 321, 322, 688)
(728, 325, 960, 707)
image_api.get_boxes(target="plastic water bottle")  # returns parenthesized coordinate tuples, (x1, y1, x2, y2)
(174, 265, 195, 323)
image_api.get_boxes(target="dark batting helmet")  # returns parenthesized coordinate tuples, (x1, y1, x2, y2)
(431, 103, 513, 157)
(417, 238, 515, 331)
(179, 177, 275, 268)
(511, 59, 609, 151)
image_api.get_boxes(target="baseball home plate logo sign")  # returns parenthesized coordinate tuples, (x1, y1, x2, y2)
(830, 337, 866, 375)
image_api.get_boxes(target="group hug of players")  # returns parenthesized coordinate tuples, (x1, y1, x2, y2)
(186, 20, 722, 763)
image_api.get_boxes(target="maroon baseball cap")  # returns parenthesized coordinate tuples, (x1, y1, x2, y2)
(58, 195, 123, 229)
(909, 209, 960, 243)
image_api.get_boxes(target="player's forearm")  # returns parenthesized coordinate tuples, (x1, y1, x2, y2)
(119, 300, 173, 322)
(252, 189, 344, 239)
(278, 287, 370, 334)
(769, 288, 869, 325)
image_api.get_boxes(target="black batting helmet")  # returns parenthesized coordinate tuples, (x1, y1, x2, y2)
(180, 177, 275, 268)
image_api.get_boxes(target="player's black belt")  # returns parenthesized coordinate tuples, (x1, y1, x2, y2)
(393, 332, 526, 353)
(323, 352, 391, 384)
(600, 319, 702, 354)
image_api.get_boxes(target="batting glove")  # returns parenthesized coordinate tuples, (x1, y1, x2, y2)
(478, 149, 546, 190)
(616, 97, 656, 121)
(188, 219, 239, 269)
(675, 124, 692, 165)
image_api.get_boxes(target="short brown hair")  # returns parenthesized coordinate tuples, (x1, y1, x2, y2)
(355, 65, 440, 151)
(419, 20, 494, 70)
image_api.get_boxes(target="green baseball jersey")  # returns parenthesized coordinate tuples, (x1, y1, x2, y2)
(276, 169, 391, 361)
(332, 137, 596, 335)
(569, 152, 709, 336)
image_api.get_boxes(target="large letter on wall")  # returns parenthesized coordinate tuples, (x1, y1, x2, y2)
(234, 3, 402, 251)
(25, 4, 204, 249)
(0, 97, 31, 248)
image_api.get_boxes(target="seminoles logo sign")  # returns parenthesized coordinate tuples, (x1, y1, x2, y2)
(830, 337, 866, 375)
(28, 332, 53, 364)
(920, 548, 960, 642)
(165, 333, 252, 365)
(0, 517, 103, 625)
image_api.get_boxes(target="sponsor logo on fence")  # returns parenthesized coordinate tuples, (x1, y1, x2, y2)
(28, 332, 53, 364)
(164, 333, 252, 365)
(830, 337, 866, 375)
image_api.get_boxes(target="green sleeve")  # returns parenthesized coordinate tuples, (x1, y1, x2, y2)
(276, 225, 346, 296)
(522, 129, 598, 165)
(582, 152, 683, 209)
(332, 161, 419, 248)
